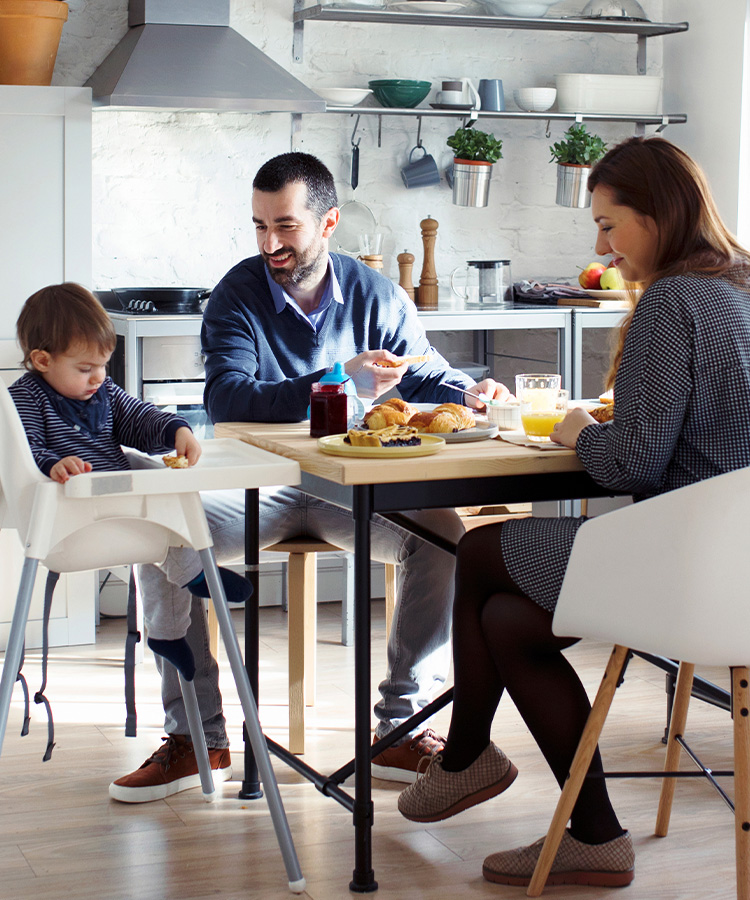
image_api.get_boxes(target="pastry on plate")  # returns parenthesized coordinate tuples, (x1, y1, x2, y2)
(364, 397, 419, 429)
(410, 403, 476, 433)
(345, 425, 422, 447)
(162, 454, 189, 468)
(588, 404, 614, 423)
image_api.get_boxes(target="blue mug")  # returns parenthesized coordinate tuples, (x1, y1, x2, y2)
(478, 79, 505, 112)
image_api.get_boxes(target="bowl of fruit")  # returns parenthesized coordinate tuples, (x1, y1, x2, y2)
(577, 261, 634, 302)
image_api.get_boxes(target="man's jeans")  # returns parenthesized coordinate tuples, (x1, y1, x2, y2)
(138, 486, 464, 748)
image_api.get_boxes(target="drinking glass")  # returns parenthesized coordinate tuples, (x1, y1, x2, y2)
(358, 232, 384, 255)
(515, 373, 568, 443)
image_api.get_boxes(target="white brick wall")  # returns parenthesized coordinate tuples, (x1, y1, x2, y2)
(52, 0, 669, 387)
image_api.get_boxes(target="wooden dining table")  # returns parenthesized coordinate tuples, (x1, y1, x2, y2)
(215, 420, 618, 893)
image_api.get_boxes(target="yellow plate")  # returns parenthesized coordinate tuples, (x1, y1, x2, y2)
(317, 434, 446, 458)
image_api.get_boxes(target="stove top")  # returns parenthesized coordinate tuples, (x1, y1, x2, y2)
(98, 287, 211, 316)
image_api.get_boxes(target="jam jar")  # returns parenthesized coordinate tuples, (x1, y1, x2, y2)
(309, 382, 348, 437)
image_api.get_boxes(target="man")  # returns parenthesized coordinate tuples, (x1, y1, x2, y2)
(110, 153, 509, 803)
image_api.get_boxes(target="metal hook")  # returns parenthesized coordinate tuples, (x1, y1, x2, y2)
(545, 119, 551, 139)
(351, 114, 362, 148)
(415, 115, 423, 148)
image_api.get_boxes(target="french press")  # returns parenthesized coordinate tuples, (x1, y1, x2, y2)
(450, 259, 512, 308)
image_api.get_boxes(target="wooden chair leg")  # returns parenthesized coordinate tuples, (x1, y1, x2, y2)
(287, 551, 316, 755)
(655, 661, 695, 837)
(384, 563, 397, 640)
(206, 600, 220, 661)
(732, 666, 750, 900)
(527, 644, 630, 897)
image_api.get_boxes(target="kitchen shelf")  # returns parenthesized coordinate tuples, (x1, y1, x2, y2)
(294, 7, 688, 36)
(322, 106, 686, 125)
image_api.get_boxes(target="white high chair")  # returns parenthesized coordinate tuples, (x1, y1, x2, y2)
(0, 381, 306, 894)
(527, 465, 750, 900)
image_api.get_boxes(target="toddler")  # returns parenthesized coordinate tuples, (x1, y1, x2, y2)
(10, 283, 251, 680)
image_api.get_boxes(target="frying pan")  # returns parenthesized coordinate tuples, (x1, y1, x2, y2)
(333, 138, 377, 255)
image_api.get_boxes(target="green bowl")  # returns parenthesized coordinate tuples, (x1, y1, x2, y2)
(368, 79, 432, 109)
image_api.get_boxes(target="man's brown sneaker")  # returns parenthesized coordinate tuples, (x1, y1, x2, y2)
(371, 728, 446, 784)
(109, 734, 232, 803)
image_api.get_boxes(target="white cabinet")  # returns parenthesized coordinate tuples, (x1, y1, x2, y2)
(0, 86, 92, 339)
(0, 87, 95, 650)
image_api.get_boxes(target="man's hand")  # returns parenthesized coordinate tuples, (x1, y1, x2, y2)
(550, 406, 595, 448)
(49, 456, 92, 484)
(175, 427, 202, 466)
(345, 350, 406, 400)
(463, 378, 511, 409)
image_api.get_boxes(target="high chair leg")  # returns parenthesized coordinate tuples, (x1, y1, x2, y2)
(655, 661, 694, 837)
(527, 644, 630, 897)
(0, 557, 39, 756)
(199, 548, 305, 894)
(732, 666, 750, 900)
(178, 671, 216, 802)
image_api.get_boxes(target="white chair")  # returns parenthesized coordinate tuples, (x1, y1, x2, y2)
(0, 381, 306, 893)
(527, 465, 750, 900)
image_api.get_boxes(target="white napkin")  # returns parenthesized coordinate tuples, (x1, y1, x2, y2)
(498, 430, 571, 451)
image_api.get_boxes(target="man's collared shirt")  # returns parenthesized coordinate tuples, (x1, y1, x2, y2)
(264, 254, 344, 332)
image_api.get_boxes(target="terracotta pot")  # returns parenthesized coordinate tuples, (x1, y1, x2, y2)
(0, 0, 69, 86)
(452, 157, 494, 208)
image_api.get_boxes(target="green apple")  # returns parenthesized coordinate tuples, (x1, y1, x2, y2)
(578, 262, 606, 290)
(599, 266, 625, 290)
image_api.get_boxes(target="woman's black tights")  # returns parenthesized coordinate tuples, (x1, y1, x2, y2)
(440, 523, 623, 845)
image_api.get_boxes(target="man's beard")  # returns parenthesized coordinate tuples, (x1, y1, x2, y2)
(264, 239, 327, 289)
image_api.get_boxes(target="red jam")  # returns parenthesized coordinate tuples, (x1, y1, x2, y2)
(309, 382, 348, 437)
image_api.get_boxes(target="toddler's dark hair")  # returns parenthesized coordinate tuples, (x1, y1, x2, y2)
(17, 283, 116, 372)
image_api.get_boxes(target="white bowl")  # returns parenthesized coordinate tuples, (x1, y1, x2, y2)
(485, 399, 521, 431)
(556, 73, 662, 115)
(513, 87, 557, 112)
(316, 87, 373, 106)
(481, 0, 561, 15)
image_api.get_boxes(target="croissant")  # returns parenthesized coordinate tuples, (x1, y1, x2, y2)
(588, 403, 614, 423)
(409, 404, 476, 434)
(364, 398, 419, 430)
(433, 403, 476, 430)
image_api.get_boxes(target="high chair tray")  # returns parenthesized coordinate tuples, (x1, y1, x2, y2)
(63, 438, 300, 498)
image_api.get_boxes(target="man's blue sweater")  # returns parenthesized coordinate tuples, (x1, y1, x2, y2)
(202, 252, 475, 423)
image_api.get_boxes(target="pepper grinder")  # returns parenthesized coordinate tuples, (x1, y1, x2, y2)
(418, 216, 438, 310)
(397, 250, 416, 302)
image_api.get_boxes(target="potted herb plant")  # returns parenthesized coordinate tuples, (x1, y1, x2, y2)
(447, 123, 503, 208)
(549, 123, 607, 209)
(0, 0, 69, 86)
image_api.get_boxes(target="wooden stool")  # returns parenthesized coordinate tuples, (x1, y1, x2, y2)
(207, 538, 396, 755)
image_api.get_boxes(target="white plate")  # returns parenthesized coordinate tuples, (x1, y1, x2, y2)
(388, 1, 468, 12)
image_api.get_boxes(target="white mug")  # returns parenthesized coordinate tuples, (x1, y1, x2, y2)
(437, 89, 463, 106)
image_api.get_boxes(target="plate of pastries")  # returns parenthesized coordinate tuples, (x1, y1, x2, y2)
(359, 398, 499, 443)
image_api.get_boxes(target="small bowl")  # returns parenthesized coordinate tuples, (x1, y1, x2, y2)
(481, 0, 560, 15)
(513, 87, 557, 112)
(316, 87, 373, 106)
(485, 399, 521, 431)
(368, 79, 432, 109)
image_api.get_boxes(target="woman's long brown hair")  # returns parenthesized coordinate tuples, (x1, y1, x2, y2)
(587, 137, 750, 389)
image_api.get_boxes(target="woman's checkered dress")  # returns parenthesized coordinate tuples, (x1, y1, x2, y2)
(501, 270, 750, 612)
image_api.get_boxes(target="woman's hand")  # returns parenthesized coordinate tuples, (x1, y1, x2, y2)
(550, 407, 596, 448)
(49, 456, 92, 483)
(175, 427, 202, 466)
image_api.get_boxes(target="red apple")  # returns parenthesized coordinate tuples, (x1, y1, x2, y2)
(578, 262, 607, 290)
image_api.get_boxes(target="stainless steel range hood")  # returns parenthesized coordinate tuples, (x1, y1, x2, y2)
(84, 0, 325, 113)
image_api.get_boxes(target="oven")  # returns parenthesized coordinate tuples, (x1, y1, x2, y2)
(100, 288, 214, 438)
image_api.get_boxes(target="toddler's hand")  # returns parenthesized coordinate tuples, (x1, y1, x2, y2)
(175, 427, 202, 466)
(50, 456, 92, 483)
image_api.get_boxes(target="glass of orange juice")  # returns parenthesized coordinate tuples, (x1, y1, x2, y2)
(515, 374, 569, 443)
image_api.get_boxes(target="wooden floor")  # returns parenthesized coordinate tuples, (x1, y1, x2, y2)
(0, 601, 738, 900)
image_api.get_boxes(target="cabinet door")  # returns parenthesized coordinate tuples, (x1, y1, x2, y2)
(0, 86, 91, 340)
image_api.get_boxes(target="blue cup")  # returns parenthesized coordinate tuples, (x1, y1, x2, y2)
(478, 79, 505, 112)
(401, 145, 440, 189)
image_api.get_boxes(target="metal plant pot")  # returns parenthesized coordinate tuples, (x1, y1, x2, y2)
(452, 159, 493, 208)
(556, 163, 592, 208)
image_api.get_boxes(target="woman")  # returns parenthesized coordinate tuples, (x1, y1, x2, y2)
(397, 136, 750, 887)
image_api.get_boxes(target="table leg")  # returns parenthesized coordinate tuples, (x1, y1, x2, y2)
(241, 487, 263, 800)
(350, 485, 377, 893)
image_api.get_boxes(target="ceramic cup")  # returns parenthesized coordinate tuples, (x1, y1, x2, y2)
(478, 78, 505, 112)
(437, 89, 464, 106)
(401, 145, 440, 189)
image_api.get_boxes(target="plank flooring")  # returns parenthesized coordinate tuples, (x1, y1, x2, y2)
(0, 601, 737, 900)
